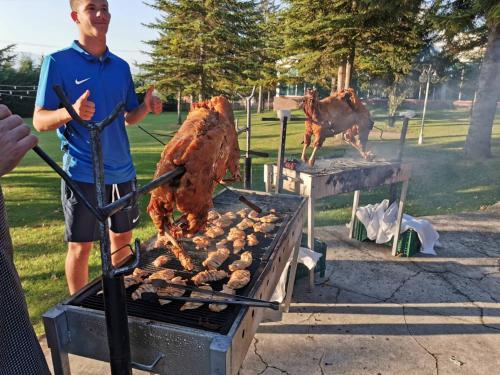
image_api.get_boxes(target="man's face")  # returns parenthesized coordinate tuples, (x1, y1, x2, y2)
(72, 0, 111, 38)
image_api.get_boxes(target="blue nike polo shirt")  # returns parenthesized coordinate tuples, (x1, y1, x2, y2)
(36, 41, 140, 184)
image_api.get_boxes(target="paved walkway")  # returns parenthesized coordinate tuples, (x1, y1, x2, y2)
(41, 203, 500, 374)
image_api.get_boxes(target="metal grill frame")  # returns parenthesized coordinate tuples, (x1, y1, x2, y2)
(43, 190, 306, 375)
(264, 158, 412, 265)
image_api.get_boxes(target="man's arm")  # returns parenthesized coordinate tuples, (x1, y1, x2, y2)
(125, 86, 162, 126)
(0, 105, 38, 177)
(33, 90, 95, 132)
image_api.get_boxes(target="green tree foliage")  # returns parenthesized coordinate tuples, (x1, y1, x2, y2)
(255, 1, 283, 90)
(431, 0, 500, 158)
(282, 0, 426, 94)
(140, 0, 264, 100)
(0, 44, 16, 68)
(0, 47, 41, 117)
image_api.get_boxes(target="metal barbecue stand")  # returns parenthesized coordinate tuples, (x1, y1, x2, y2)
(236, 87, 270, 189)
(262, 110, 413, 289)
(33, 85, 186, 375)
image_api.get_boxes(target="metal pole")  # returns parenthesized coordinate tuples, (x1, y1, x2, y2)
(177, 91, 182, 125)
(275, 116, 288, 194)
(245, 96, 252, 189)
(241, 86, 255, 190)
(89, 127, 132, 375)
(418, 66, 431, 145)
(458, 69, 464, 100)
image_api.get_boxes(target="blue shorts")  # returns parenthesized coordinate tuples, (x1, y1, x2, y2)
(61, 179, 140, 242)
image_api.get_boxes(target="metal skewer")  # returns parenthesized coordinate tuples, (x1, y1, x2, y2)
(150, 279, 266, 304)
(149, 279, 279, 310)
(216, 181, 262, 213)
(153, 295, 280, 310)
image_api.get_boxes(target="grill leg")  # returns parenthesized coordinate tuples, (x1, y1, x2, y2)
(43, 307, 71, 375)
(349, 190, 361, 239)
(307, 194, 315, 290)
(392, 179, 409, 256)
(263, 164, 273, 193)
(283, 237, 301, 313)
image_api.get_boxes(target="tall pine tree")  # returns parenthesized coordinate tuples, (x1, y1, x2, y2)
(282, 0, 426, 94)
(140, 0, 263, 101)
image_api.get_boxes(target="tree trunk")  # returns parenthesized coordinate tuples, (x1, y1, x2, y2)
(464, 23, 500, 159)
(257, 85, 262, 113)
(267, 90, 271, 111)
(345, 49, 355, 89)
(337, 63, 346, 93)
(177, 90, 182, 125)
(330, 76, 337, 95)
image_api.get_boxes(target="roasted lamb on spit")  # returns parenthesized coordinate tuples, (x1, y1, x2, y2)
(147, 96, 240, 269)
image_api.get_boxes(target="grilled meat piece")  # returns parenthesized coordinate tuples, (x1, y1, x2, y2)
(253, 222, 275, 233)
(227, 227, 245, 241)
(132, 283, 157, 301)
(248, 210, 260, 221)
(209, 285, 235, 312)
(153, 254, 170, 268)
(180, 285, 213, 311)
(207, 210, 220, 221)
(236, 208, 250, 219)
(212, 216, 233, 228)
(155, 235, 194, 271)
(232, 238, 245, 254)
(205, 225, 225, 239)
(202, 248, 230, 270)
(236, 218, 254, 230)
(191, 270, 228, 286)
(147, 96, 240, 239)
(157, 276, 187, 306)
(222, 211, 237, 220)
(228, 251, 253, 272)
(192, 235, 210, 249)
(260, 213, 279, 223)
(132, 268, 151, 279)
(226, 270, 251, 289)
(124, 275, 142, 289)
(147, 269, 175, 283)
(246, 233, 259, 247)
(216, 239, 229, 249)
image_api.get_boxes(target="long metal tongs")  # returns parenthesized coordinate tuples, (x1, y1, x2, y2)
(150, 279, 280, 310)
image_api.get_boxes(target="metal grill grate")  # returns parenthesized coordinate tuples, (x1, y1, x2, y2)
(70, 190, 300, 335)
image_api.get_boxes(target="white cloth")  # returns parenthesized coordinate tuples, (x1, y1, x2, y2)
(355, 199, 439, 255)
(271, 246, 323, 303)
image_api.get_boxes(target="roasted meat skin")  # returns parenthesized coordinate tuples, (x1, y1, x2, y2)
(148, 96, 240, 239)
(301, 88, 375, 166)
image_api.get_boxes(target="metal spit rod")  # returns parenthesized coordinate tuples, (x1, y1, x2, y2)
(154, 295, 280, 310)
(150, 279, 277, 306)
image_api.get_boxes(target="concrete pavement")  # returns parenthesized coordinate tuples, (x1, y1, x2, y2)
(41, 203, 500, 374)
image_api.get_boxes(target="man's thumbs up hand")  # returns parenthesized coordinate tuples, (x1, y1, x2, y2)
(144, 86, 163, 115)
(73, 90, 95, 120)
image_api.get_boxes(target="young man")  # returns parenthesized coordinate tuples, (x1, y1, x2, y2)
(33, 0, 162, 294)
(0, 104, 50, 374)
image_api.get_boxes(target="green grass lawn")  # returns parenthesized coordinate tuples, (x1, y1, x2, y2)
(3, 105, 500, 335)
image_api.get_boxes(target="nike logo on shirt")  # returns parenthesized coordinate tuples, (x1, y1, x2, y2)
(132, 215, 140, 224)
(75, 77, 91, 85)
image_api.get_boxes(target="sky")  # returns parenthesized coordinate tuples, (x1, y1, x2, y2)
(0, 0, 159, 72)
